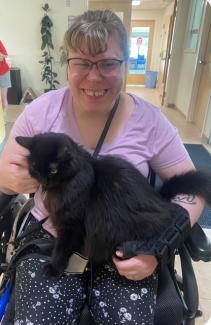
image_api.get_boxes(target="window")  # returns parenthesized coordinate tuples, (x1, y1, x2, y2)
(185, 0, 205, 51)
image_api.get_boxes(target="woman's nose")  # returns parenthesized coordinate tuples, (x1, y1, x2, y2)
(86, 64, 103, 80)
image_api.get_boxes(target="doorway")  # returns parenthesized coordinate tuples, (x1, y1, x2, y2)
(127, 20, 155, 85)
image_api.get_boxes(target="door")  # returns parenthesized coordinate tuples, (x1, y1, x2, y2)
(157, 15, 171, 93)
(127, 20, 154, 85)
(158, 0, 177, 105)
(193, 20, 211, 132)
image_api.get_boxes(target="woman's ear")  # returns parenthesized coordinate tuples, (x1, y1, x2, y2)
(16, 136, 33, 150)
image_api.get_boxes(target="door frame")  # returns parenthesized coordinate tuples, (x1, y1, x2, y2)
(127, 20, 155, 85)
(187, 2, 211, 127)
(160, 0, 177, 105)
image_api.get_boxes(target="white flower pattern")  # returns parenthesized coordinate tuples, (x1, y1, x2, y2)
(11, 222, 157, 325)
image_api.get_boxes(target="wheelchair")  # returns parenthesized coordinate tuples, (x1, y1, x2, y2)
(0, 191, 211, 325)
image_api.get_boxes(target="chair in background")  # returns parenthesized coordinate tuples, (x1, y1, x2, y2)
(136, 54, 146, 70)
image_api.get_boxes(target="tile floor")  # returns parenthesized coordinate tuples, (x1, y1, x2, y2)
(1, 88, 211, 324)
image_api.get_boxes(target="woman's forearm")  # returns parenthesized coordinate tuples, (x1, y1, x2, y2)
(171, 195, 205, 227)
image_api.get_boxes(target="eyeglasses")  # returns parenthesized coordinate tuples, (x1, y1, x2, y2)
(67, 58, 124, 76)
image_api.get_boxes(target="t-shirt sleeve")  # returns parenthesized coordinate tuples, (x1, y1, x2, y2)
(149, 110, 189, 170)
(0, 41, 7, 55)
(10, 106, 36, 138)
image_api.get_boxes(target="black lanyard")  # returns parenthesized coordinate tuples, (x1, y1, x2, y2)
(92, 95, 120, 158)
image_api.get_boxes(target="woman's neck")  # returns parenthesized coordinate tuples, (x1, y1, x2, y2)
(73, 97, 118, 123)
(72, 93, 135, 150)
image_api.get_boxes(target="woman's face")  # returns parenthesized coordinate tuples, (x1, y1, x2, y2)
(67, 36, 126, 114)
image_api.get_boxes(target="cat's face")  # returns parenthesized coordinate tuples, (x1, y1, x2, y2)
(16, 133, 87, 189)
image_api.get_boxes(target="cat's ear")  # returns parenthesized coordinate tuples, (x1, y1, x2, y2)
(16, 136, 33, 150)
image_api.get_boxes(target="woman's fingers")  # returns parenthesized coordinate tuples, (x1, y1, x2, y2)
(112, 254, 158, 281)
(0, 137, 39, 193)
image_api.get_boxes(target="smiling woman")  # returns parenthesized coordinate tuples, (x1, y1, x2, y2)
(0, 8, 202, 325)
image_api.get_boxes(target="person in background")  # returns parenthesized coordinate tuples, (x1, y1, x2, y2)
(0, 40, 11, 110)
(0, 10, 205, 325)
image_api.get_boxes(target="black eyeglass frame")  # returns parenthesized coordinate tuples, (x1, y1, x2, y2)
(67, 58, 124, 73)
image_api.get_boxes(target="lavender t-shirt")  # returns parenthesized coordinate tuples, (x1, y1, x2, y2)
(10, 87, 188, 236)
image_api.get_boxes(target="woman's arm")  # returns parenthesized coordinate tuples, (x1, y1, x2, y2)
(113, 157, 204, 280)
(157, 156, 205, 226)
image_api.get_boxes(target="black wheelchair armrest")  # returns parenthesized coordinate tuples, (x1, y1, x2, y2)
(185, 223, 211, 262)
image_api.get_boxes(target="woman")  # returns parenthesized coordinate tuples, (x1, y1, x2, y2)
(0, 40, 11, 109)
(0, 10, 204, 324)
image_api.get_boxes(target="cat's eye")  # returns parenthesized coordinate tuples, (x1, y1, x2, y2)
(49, 163, 58, 175)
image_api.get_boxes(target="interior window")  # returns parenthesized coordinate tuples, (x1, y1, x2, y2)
(185, 0, 205, 51)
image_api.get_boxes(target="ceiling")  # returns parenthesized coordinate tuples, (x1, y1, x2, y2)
(132, 0, 174, 10)
(89, 0, 174, 10)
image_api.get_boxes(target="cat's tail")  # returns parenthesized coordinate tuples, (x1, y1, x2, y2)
(159, 170, 211, 206)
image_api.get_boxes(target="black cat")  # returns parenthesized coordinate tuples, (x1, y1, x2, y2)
(16, 132, 211, 276)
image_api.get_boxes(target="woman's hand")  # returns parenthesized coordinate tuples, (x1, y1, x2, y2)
(112, 251, 158, 281)
(0, 137, 39, 194)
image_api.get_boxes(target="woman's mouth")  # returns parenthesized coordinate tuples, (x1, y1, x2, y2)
(83, 89, 107, 97)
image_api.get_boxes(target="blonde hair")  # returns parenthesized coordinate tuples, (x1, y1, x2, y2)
(64, 10, 129, 61)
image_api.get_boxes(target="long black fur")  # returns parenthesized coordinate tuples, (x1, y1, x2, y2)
(16, 132, 211, 276)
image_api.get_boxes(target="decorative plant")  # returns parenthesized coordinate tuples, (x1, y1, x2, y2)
(59, 45, 67, 66)
(39, 3, 59, 91)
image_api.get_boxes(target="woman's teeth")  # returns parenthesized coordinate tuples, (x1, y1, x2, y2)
(84, 89, 106, 97)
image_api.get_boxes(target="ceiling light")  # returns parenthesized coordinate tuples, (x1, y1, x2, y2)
(132, 1, 141, 6)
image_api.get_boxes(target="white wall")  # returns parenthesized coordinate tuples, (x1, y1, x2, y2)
(0, 0, 88, 96)
(131, 9, 163, 71)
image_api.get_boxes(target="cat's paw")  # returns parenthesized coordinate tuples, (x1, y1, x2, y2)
(43, 263, 62, 278)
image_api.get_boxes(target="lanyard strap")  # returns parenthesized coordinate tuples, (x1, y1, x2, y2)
(92, 95, 120, 158)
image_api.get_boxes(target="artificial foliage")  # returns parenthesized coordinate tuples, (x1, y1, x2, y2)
(39, 3, 60, 91)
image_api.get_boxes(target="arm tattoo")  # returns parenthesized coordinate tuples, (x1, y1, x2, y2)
(172, 194, 197, 205)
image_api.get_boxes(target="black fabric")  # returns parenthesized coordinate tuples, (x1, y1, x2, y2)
(78, 304, 95, 325)
(154, 266, 184, 325)
(117, 204, 191, 267)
